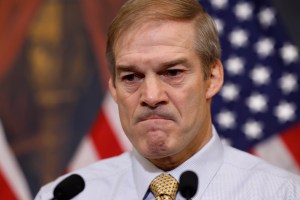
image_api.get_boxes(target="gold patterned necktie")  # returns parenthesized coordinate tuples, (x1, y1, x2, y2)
(150, 173, 179, 200)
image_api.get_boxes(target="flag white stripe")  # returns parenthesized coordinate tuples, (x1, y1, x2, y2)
(68, 136, 99, 171)
(0, 120, 32, 200)
(254, 135, 300, 174)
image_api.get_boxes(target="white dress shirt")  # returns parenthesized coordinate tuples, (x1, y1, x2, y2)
(35, 128, 300, 199)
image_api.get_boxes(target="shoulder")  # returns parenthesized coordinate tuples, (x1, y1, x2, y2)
(77, 151, 132, 180)
(222, 146, 300, 189)
(35, 152, 132, 200)
(223, 146, 295, 174)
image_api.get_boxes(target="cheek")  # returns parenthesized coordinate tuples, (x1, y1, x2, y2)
(175, 86, 208, 130)
(116, 100, 132, 132)
(176, 84, 206, 113)
(116, 95, 140, 138)
(116, 91, 137, 118)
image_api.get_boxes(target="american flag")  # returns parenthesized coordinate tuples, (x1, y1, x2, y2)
(200, 0, 300, 173)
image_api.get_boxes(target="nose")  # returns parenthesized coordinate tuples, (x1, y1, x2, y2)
(140, 75, 167, 108)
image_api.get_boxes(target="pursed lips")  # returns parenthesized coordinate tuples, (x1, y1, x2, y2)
(141, 115, 169, 122)
(134, 110, 176, 124)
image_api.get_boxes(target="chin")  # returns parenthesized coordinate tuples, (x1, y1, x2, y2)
(140, 144, 174, 160)
(134, 133, 175, 158)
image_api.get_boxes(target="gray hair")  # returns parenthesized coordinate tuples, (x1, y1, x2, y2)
(106, 0, 221, 81)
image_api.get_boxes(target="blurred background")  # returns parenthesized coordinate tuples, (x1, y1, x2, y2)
(0, 0, 299, 199)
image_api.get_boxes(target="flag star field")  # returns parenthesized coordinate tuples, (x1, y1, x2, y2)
(200, 0, 300, 150)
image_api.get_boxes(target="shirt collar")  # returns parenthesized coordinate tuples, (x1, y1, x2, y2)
(130, 126, 224, 199)
(131, 148, 163, 199)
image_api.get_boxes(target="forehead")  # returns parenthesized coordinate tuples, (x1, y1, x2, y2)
(114, 20, 196, 64)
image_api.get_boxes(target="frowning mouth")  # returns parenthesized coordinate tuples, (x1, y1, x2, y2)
(141, 116, 170, 122)
(134, 110, 176, 124)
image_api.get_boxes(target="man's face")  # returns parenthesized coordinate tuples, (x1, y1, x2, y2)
(109, 20, 222, 165)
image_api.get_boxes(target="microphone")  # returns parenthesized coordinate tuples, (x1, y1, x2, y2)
(51, 174, 85, 200)
(178, 171, 198, 200)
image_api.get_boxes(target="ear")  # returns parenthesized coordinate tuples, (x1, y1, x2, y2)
(108, 78, 118, 102)
(206, 59, 224, 99)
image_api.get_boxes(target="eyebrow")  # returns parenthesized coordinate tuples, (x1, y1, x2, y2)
(115, 57, 190, 73)
(159, 58, 190, 68)
(115, 65, 137, 72)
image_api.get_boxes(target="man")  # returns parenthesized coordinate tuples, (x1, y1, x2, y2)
(35, 0, 300, 199)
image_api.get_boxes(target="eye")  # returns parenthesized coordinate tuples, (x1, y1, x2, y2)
(164, 69, 184, 77)
(120, 73, 143, 83)
(122, 73, 136, 81)
(161, 68, 186, 85)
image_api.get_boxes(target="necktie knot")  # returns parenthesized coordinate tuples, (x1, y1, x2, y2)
(150, 173, 178, 200)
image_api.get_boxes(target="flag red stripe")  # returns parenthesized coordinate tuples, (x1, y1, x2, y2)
(0, 1, 14, 31)
(0, 0, 40, 79)
(247, 148, 256, 155)
(80, 0, 109, 86)
(280, 123, 300, 167)
(90, 111, 124, 159)
(0, 170, 17, 200)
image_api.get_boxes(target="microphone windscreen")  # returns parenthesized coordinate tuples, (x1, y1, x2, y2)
(179, 171, 198, 199)
(53, 174, 85, 200)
